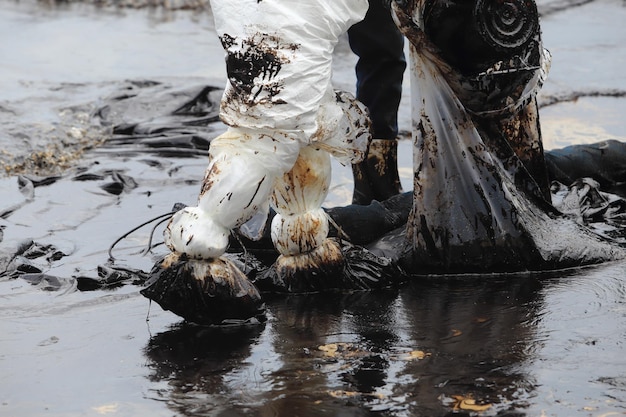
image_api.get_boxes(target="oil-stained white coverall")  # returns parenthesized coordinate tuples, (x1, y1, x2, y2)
(165, 0, 371, 261)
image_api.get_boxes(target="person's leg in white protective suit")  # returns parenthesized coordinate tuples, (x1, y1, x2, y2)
(163, 1, 372, 290)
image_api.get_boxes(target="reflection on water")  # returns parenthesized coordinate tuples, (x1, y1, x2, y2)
(145, 275, 549, 416)
(540, 97, 626, 151)
(143, 261, 626, 416)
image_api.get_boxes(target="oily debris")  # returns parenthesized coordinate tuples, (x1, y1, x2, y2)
(398, 349, 431, 361)
(317, 343, 431, 362)
(2, 107, 109, 177)
(3, 142, 94, 177)
(318, 342, 364, 359)
(449, 394, 493, 412)
(37, 0, 210, 10)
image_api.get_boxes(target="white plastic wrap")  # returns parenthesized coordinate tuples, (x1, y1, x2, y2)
(164, 127, 299, 259)
(311, 90, 371, 165)
(271, 146, 332, 256)
(388, 1, 540, 246)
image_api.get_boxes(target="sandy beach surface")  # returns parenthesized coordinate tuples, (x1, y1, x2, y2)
(1, 0, 626, 416)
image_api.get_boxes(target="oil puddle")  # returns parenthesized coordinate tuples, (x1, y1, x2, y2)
(139, 265, 626, 416)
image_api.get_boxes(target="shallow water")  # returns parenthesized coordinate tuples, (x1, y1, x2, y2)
(1, 0, 626, 416)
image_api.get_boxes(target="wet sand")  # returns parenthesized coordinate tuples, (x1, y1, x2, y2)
(1, 0, 626, 416)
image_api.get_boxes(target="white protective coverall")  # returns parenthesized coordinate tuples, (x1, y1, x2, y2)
(165, 0, 371, 261)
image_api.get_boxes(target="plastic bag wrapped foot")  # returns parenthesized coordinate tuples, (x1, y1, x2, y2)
(254, 239, 405, 293)
(141, 253, 265, 325)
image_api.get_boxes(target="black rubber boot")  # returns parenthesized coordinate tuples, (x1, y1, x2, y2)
(352, 139, 403, 205)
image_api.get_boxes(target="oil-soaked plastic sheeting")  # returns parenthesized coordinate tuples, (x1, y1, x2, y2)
(391, 0, 625, 273)
(546, 140, 626, 199)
